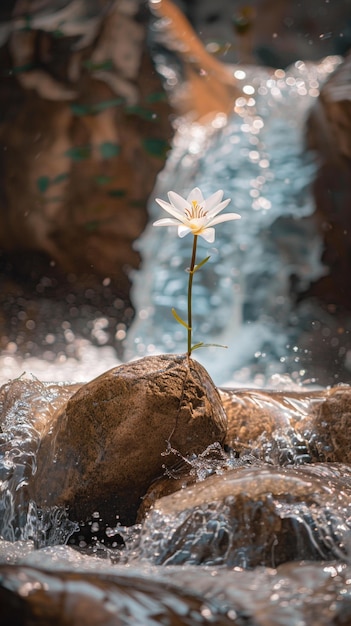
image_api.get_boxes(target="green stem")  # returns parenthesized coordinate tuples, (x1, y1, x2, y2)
(187, 235, 198, 357)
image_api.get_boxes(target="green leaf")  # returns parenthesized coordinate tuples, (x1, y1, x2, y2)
(37, 176, 50, 193)
(83, 59, 114, 72)
(12, 63, 36, 75)
(191, 342, 204, 351)
(99, 142, 121, 159)
(65, 146, 91, 161)
(172, 308, 189, 329)
(53, 172, 69, 184)
(70, 103, 92, 116)
(191, 342, 228, 352)
(142, 138, 169, 158)
(52, 29, 65, 38)
(93, 98, 124, 114)
(95, 175, 113, 186)
(145, 92, 167, 103)
(70, 98, 123, 117)
(125, 105, 155, 121)
(194, 256, 211, 273)
(37, 173, 69, 192)
(19, 15, 32, 32)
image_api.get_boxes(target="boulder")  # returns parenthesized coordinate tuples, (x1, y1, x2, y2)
(138, 464, 351, 568)
(0, 563, 235, 626)
(0, 1, 172, 291)
(306, 52, 351, 311)
(30, 355, 227, 525)
(220, 385, 351, 465)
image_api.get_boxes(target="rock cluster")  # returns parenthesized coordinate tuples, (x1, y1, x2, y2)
(2, 356, 351, 625)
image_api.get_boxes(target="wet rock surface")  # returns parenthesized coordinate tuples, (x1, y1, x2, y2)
(29, 354, 227, 525)
(0, 562, 236, 626)
(306, 52, 351, 314)
(137, 463, 351, 568)
(220, 385, 351, 464)
(2, 373, 351, 623)
(0, 0, 172, 364)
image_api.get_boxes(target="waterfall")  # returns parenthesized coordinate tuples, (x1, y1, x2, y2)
(125, 56, 341, 385)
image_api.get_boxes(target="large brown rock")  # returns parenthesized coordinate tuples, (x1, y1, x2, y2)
(0, 563, 235, 626)
(30, 355, 227, 525)
(0, 1, 172, 292)
(306, 52, 351, 312)
(138, 384, 351, 519)
(138, 464, 351, 568)
(220, 384, 351, 465)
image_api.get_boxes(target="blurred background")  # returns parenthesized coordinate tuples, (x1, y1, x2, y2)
(0, 0, 350, 383)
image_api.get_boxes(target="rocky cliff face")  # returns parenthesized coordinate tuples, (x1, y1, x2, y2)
(0, 0, 172, 291)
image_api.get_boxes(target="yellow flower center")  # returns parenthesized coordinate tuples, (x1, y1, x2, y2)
(184, 200, 208, 220)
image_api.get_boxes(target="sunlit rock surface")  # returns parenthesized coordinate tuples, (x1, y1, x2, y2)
(0, 562, 235, 626)
(0, 0, 172, 293)
(137, 464, 351, 567)
(2, 373, 351, 624)
(221, 384, 351, 464)
(2, 554, 351, 626)
(29, 355, 227, 526)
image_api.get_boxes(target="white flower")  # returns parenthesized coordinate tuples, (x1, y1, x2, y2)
(153, 187, 241, 243)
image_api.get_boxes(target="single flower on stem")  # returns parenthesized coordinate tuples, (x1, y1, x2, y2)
(153, 187, 241, 356)
(153, 186, 240, 243)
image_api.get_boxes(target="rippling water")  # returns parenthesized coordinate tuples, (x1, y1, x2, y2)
(1, 49, 351, 623)
(1, 375, 351, 624)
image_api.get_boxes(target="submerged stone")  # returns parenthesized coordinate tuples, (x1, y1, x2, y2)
(137, 464, 351, 568)
(0, 563, 235, 626)
(220, 385, 351, 465)
(29, 355, 227, 526)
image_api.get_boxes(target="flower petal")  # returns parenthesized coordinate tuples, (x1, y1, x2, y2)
(167, 191, 190, 213)
(190, 216, 208, 229)
(187, 187, 204, 204)
(206, 198, 231, 218)
(199, 228, 215, 243)
(207, 212, 241, 227)
(204, 189, 223, 212)
(153, 218, 182, 227)
(178, 225, 191, 238)
(155, 198, 184, 220)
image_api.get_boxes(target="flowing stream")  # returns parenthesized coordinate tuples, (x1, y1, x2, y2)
(126, 54, 347, 386)
(1, 54, 351, 625)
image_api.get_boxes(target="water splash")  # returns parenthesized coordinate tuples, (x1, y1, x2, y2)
(135, 465, 351, 568)
(0, 378, 78, 544)
(126, 56, 342, 384)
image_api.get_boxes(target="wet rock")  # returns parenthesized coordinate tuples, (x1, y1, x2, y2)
(168, 560, 351, 626)
(2, 549, 351, 626)
(220, 385, 351, 465)
(306, 52, 351, 312)
(30, 355, 227, 526)
(300, 385, 351, 463)
(0, 1, 172, 293)
(138, 464, 351, 568)
(0, 563, 235, 626)
(136, 441, 236, 521)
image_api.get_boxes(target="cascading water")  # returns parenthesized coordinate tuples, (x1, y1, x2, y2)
(125, 55, 342, 385)
(1, 4, 351, 621)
